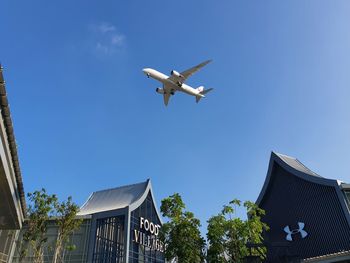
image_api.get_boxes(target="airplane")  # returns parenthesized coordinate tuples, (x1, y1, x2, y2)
(142, 60, 213, 106)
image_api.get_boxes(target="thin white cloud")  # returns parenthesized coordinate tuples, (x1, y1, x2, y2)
(89, 22, 126, 55)
(97, 23, 116, 34)
(111, 35, 125, 46)
(96, 42, 109, 54)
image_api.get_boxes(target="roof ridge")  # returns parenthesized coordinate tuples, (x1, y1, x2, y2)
(273, 151, 321, 178)
(91, 180, 148, 194)
(294, 158, 319, 176)
(273, 151, 296, 160)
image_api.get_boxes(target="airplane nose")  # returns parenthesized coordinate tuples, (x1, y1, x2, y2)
(142, 68, 151, 77)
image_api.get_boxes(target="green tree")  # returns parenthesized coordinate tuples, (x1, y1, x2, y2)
(22, 189, 57, 263)
(52, 196, 83, 263)
(160, 193, 205, 263)
(20, 189, 82, 263)
(206, 199, 269, 263)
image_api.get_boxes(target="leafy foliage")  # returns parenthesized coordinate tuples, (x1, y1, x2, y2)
(206, 199, 269, 263)
(160, 193, 205, 263)
(22, 189, 57, 263)
(52, 196, 83, 263)
(20, 189, 82, 263)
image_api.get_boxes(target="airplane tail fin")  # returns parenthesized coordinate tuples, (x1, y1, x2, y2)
(196, 86, 214, 103)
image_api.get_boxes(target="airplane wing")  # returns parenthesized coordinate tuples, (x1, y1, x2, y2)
(180, 60, 212, 80)
(163, 84, 173, 106)
(168, 60, 212, 83)
(163, 92, 171, 106)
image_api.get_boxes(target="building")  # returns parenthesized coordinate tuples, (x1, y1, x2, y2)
(0, 65, 26, 263)
(256, 152, 350, 262)
(13, 179, 165, 263)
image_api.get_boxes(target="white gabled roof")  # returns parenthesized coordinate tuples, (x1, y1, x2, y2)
(77, 181, 148, 216)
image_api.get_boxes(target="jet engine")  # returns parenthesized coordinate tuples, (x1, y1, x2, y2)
(156, 88, 164, 94)
(171, 70, 184, 79)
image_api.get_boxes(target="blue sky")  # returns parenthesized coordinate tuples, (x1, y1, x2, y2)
(2, 0, 350, 230)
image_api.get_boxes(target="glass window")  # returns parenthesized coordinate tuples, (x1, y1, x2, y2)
(92, 216, 125, 263)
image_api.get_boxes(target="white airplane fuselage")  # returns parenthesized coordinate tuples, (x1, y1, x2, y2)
(142, 68, 204, 98)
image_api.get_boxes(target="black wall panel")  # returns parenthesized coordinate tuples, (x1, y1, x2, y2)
(260, 163, 350, 259)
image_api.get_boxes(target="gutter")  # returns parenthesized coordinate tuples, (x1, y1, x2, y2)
(0, 64, 26, 216)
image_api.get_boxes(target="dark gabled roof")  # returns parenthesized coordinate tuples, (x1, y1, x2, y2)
(0, 65, 26, 215)
(77, 179, 162, 222)
(256, 152, 350, 259)
(256, 152, 344, 207)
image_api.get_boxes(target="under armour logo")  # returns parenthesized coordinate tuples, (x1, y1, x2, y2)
(284, 222, 308, 241)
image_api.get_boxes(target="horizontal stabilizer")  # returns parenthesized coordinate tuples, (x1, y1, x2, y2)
(202, 88, 213, 95)
(196, 87, 213, 103)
